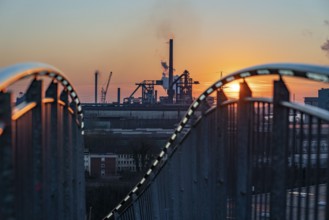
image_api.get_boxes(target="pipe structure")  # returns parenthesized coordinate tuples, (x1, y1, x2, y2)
(117, 88, 121, 104)
(95, 71, 99, 103)
(155, 90, 158, 104)
(168, 39, 175, 104)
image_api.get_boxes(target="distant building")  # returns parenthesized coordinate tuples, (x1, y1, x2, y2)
(318, 88, 329, 111)
(84, 150, 156, 177)
(116, 154, 136, 172)
(85, 153, 117, 178)
(304, 88, 329, 111)
(304, 97, 318, 107)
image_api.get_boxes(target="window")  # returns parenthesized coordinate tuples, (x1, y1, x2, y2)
(101, 169, 105, 176)
(101, 157, 105, 162)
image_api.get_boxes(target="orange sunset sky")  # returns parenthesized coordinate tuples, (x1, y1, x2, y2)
(0, 0, 329, 103)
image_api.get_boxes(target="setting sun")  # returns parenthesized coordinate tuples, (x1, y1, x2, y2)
(229, 83, 240, 92)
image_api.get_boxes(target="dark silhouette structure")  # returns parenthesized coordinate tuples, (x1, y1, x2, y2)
(103, 63, 329, 220)
(0, 63, 85, 220)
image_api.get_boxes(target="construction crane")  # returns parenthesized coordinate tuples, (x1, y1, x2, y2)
(101, 71, 113, 103)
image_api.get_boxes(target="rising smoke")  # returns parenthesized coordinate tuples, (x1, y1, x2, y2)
(149, 0, 201, 74)
(325, 20, 329, 26)
(322, 40, 329, 55)
(321, 20, 329, 56)
(161, 61, 169, 70)
(149, 0, 200, 40)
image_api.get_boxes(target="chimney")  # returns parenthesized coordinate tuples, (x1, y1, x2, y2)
(167, 39, 175, 104)
(95, 71, 99, 103)
(117, 87, 121, 104)
(155, 90, 158, 104)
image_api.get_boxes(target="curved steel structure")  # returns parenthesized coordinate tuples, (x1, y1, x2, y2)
(104, 63, 329, 219)
(0, 63, 85, 220)
(0, 62, 84, 124)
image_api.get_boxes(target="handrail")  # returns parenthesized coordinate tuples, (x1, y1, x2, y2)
(281, 101, 329, 122)
(42, 98, 55, 104)
(245, 97, 273, 103)
(220, 99, 238, 106)
(0, 62, 60, 91)
(219, 98, 272, 108)
(0, 121, 4, 136)
(12, 101, 37, 121)
(0, 62, 84, 126)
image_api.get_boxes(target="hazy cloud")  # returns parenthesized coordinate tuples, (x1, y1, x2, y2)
(156, 20, 173, 40)
(149, 0, 200, 40)
(302, 29, 313, 37)
(321, 20, 329, 57)
(325, 20, 329, 27)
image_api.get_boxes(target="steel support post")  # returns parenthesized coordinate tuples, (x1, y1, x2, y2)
(113, 211, 120, 220)
(60, 90, 73, 220)
(70, 101, 78, 220)
(132, 194, 141, 220)
(25, 79, 43, 220)
(270, 78, 289, 220)
(77, 126, 86, 220)
(71, 102, 85, 220)
(150, 176, 160, 220)
(15, 94, 33, 219)
(191, 122, 198, 219)
(45, 81, 59, 220)
(236, 81, 252, 220)
(216, 89, 228, 220)
(177, 147, 183, 220)
(0, 92, 14, 220)
(57, 100, 64, 220)
(200, 114, 210, 220)
(168, 147, 179, 220)
(207, 109, 217, 219)
(180, 132, 193, 220)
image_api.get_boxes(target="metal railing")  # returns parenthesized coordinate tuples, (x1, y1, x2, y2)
(104, 63, 329, 220)
(0, 63, 85, 220)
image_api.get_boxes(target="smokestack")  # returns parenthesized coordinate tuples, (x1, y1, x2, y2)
(95, 71, 99, 103)
(117, 87, 121, 104)
(168, 39, 174, 103)
(155, 90, 158, 104)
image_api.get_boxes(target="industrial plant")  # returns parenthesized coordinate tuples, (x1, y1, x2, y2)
(83, 39, 203, 180)
(82, 39, 202, 131)
(89, 39, 199, 106)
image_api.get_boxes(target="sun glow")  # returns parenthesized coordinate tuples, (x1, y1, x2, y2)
(229, 83, 240, 92)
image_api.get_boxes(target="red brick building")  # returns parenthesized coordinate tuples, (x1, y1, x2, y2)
(89, 154, 117, 177)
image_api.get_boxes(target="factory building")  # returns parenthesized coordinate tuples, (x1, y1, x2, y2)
(84, 153, 117, 178)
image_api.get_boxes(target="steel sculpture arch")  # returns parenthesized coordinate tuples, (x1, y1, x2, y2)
(0, 62, 85, 220)
(0, 62, 84, 124)
(104, 63, 329, 219)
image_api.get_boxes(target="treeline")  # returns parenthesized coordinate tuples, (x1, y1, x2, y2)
(86, 178, 138, 220)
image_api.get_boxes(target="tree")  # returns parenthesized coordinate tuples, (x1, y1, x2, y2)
(129, 138, 153, 172)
